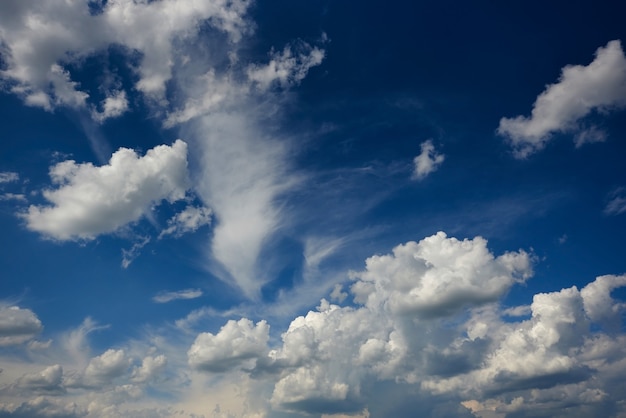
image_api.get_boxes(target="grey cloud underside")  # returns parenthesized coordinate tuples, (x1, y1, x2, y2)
(180, 232, 626, 417)
(1, 233, 626, 417)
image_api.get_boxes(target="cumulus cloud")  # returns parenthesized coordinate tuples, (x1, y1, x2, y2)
(0, 396, 85, 418)
(13, 365, 65, 395)
(152, 289, 203, 304)
(412, 140, 445, 180)
(498, 40, 626, 158)
(0, 305, 43, 346)
(130, 355, 167, 384)
(351, 231, 532, 317)
(178, 233, 626, 417)
(23, 140, 190, 241)
(0, 0, 253, 112)
(188, 318, 269, 372)
(91, 90, 129, 123)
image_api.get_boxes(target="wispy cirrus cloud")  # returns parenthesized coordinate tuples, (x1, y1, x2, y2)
(152, 289, 203, 304)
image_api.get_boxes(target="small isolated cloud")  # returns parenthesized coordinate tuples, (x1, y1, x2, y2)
(92, 90, 129, 123)
(121, 236, 151, 269)
(0, 193, 27, 202)
(247, 41, 325, 90)
(0, 305, 43, 346)
(498, 40, 626, 158)
(412, 139, 445, 180)
(605, 187, 626, 216)
(22, 140, 190, 241)
(159, 205, 212, 239)
(188, 318, 269, 372)
(152, 289, 203, 304)
(0, 172, 19, 183)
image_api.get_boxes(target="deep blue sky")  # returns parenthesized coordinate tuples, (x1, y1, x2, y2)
(1, 1, 626, 417)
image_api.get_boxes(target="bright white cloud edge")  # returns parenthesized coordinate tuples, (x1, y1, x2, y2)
(497, 40, 626, 158)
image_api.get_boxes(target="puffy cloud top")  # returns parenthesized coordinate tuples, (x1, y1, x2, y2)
(0, 305, 43, 346)
(23, 140, 190, 241)
(351, 231, 533, 317)
(188, 318, 270, 372)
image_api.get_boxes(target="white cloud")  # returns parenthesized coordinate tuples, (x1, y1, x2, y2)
(2, 234, 626, 417)
(130, 355, 167, 384)
(0, 305, 43, 346)
(0, 396, 85, 418)
(0, 193, 27, 202)
(13, 365, 64, 395)
(92, 90, 129, 123)
(66, 349, 130, 389)
(351, 231, 532, 317)
(498, 40, 626, 158)
(192, 112, 301, 299)
(188, 318, 269, 372)
(121, 236, 151, 269)
(605, 187, 626, 215)
(23, 140, 190, 241)
(0, 0, 254, 112)
(247, 42, 325, 90)
(0, 172, 19, 184)
(152, 289, 203, 304)
(412, 139, 445, 180)
(159, 205, 212, 238)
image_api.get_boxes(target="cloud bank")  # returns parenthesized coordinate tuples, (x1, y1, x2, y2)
(1, 232, 626, 417)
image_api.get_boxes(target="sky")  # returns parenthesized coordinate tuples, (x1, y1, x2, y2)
(1, 0, 626, 417)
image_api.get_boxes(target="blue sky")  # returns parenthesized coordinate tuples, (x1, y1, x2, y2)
(1, 1, 626, 417)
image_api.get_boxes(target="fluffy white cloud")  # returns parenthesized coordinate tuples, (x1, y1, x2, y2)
(159, 205, 212, 238)
(351, 231, 532, 317)
(23, 140, 190, 241)
(152, 289, 203, 304)
(412, 139, 445, 180)
(0, 0, 253, 112)
(0, 305, 43, 346)
(188, 318, 269, 372)
(130, 355, 167, 384)
(178, 233, 626, 417)
(498, 40, 626, 158)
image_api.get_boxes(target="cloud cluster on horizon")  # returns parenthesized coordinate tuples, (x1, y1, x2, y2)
(1, 232, 625, 417)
